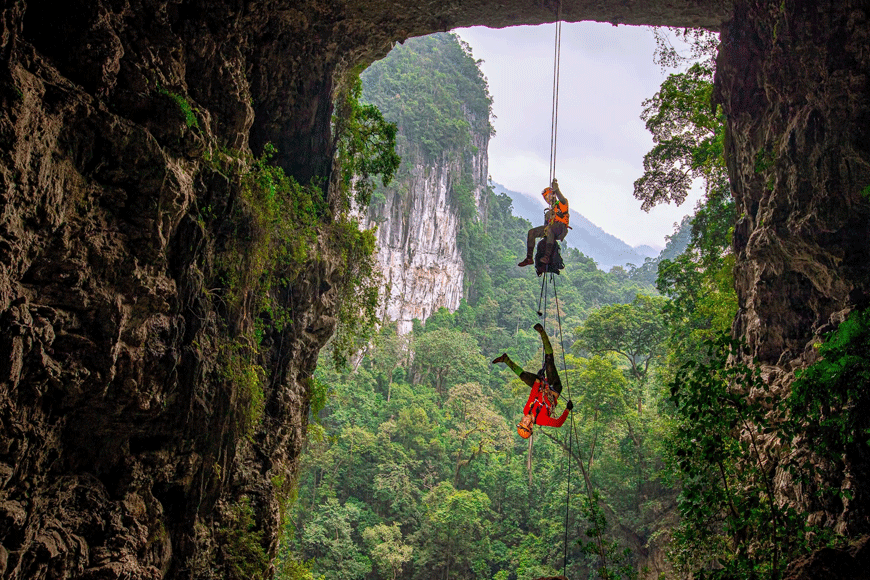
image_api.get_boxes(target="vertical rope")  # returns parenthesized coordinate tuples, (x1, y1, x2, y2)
(542, 274, 549, 371)
(548, 1, 563, 183)
(553, 272, 572, 577)
(564, 414, 572, 575)
(528, 433, 534, 486)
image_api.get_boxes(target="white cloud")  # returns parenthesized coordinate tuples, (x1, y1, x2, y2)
(455, 22, 702, 248)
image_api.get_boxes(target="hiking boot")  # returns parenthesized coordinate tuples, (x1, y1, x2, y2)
(533, 323, 544, 333)
(492, 353, 508, 364)
(517, 257, 533, 267)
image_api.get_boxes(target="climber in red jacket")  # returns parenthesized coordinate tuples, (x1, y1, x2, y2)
(492, 323, 573, 438)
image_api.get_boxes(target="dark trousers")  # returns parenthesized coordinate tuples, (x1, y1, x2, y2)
(526, 222, 567, 257)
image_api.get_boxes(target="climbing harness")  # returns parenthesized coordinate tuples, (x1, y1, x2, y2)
(550, 199, 570, 226)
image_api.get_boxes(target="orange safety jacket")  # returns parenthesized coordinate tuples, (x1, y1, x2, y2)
(542, 188, 569, 226)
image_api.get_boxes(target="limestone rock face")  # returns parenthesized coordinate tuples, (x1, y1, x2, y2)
(364, 130, 489, 334)
(366, 157, 467, 334)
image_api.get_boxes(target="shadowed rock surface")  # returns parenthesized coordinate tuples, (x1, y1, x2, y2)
(1, 0, 868, 578)
(716, 0, 870, 538)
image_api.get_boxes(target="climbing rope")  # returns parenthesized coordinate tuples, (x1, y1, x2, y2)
(532, 3, 573, 572)
(545, 4, 573, 572)
(535, 270, 573, 576)
(553, 273, 573, 577)
(548, 1, 563, 184)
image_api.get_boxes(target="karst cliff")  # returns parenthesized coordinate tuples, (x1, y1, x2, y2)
(1, 0, 869, 578)
(363, 140, 487, 335)
(359, 33, 493, 335)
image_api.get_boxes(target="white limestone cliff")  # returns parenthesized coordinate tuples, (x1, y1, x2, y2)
(364, 128, 489, 334)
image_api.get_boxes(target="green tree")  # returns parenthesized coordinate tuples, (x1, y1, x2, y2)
(414, 482, 493, 580)
(302, 498, 371, 580)
(366, 323, 411, 400)
(634, 28, 725, 212)
(575, 294, 668, 397)
(571, 354, 630, 474)
(334, 74, 401, 210)
(446, 382, 512, 487)
(362, 523, 413, 580)
(632, 28, 736, 386)
(413, 327, 487, 402)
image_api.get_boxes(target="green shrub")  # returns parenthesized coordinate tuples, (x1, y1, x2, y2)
(157, 85, 200, 129)
(219, 496, 269, 580)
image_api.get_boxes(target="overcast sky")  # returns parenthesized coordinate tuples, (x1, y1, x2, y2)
(454, 23, 704, 249)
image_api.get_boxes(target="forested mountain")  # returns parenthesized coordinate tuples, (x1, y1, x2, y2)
(357, 33, 494, 334)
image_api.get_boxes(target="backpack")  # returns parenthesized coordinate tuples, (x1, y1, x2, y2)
(535, 239, 564, 275)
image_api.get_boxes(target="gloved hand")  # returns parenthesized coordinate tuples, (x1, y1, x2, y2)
(566, 400, 574, 411)
(551, 178, 559, 190)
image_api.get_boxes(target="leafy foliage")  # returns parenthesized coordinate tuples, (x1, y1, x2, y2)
(326, 220, 383, 368)
(577, 491, 639, 580)
(787, 307, 870, 461)
(218, 496, 269, 580)
(633, 61, 726, 211)
(575, 294, 668, 385)
(334, 74, 401, 209)
(157, 84, 200, 129)
(667, 336, 841, 579)
(363, 524, 413, 580)
(361, 33, 493, 161)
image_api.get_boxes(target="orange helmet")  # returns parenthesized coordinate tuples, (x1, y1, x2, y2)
(517, 414, 534, 439)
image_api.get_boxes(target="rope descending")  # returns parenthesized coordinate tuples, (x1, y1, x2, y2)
(548, 2, 563, 184)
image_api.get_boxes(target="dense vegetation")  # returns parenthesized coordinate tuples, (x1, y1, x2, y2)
(635, 29, 861, 580)
(360, 33, 493, 162)
(274, 27, 862, 580)
(279, 218, 667, 580)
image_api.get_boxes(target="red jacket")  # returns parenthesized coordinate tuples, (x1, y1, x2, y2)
(523, 381, 569, 428)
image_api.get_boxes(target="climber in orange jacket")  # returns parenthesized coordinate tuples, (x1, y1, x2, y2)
(518, 178, 569, 267)
(492, 323, 573, 438)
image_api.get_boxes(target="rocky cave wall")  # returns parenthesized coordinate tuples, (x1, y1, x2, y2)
(716, 0, 870, 535)
(1, 0, 868, 578)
